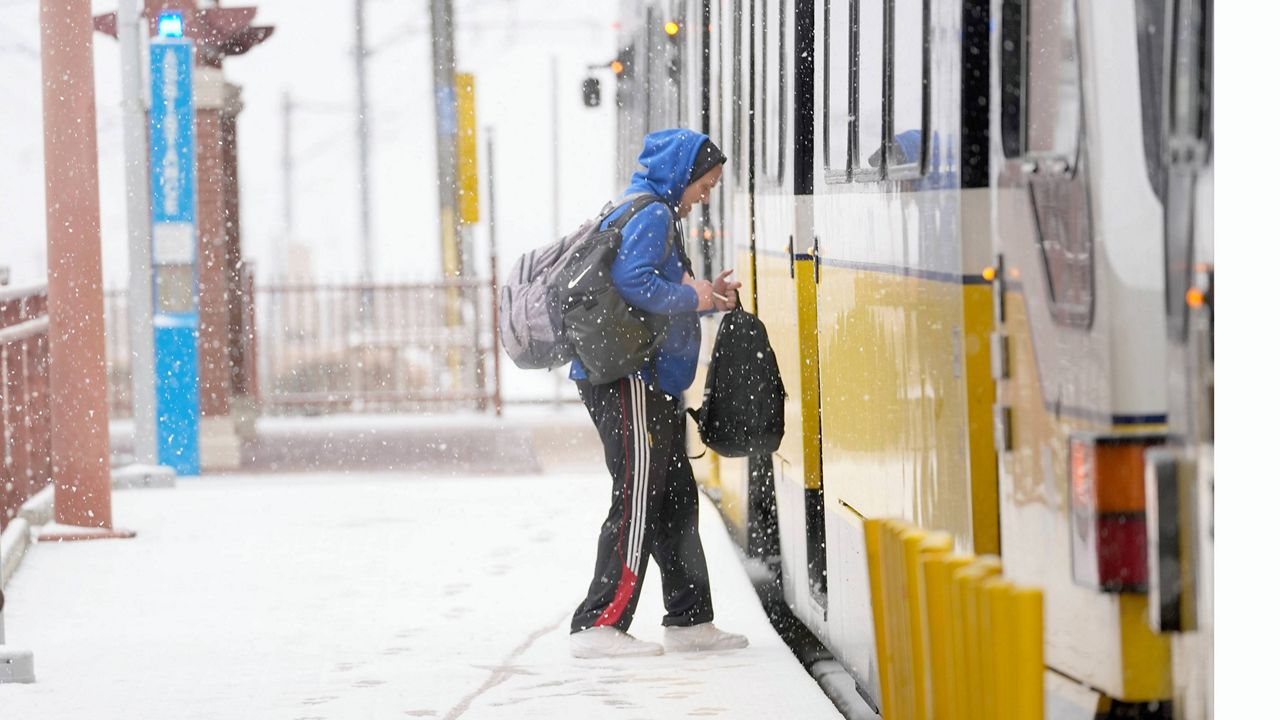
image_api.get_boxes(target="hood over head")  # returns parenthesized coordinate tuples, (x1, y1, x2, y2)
(628, 129, 715, 208)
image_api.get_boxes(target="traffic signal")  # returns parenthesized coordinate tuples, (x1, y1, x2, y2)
(582, 76, 601, 107)
(612, 45, 635, 80)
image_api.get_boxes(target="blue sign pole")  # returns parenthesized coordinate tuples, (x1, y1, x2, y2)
(149, 25, 200, 475)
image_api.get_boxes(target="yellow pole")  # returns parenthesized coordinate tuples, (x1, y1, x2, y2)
(456, 73, 480, 225)
(1013, 589, 1045, 720)
(924, 555, 971, 720)
(864, 519, 893, 717)
(982, 578, 1015, 720)
(953, 557, 1001, 720)
(907, 532, 953, 720)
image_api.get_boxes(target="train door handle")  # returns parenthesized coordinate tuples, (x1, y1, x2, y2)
(812, 235, 821, 284)
(788, 235, 795, 279)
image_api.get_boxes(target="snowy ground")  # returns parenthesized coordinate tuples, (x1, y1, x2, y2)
(1, 470, 842, 718)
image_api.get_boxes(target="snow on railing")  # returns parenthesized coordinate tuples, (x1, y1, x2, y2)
(0, 284, 52, 532)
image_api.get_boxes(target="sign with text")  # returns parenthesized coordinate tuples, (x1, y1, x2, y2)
(150, 38, 197, 267)
(148, 35, 200, 475)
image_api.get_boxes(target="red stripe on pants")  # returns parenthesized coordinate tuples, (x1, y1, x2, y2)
(594, 565, 639, 627)
(596, 379, 637, 627)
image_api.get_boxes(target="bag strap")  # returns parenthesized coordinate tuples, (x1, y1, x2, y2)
(604, 194, 660, 231)
(596, 192, 648, 223)
(684, 406, 706, 460)
(604, 194, 681, 266)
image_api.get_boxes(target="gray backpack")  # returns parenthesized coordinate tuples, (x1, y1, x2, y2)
(499, 193, 675, 384)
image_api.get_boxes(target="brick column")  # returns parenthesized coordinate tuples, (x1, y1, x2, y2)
(221, 83, 259, 442)
(193, 65, 238, 469)
(39, 0, 119, 532)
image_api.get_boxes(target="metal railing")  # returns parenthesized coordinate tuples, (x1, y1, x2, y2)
(255, 279, 496, 414)
(104, 277, 501, 417)
(1, 285, 51, 531)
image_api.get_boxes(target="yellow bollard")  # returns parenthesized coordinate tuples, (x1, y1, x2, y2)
(881, 521, 910, 720)
(1012, 588, 1045, 720)
(924, 554, 971, 720)
(864, 519, 893, 718)
(890, 523, 920, 720)
(866, 520, 1045, 720)
(954, 557, 1001, 720)
(906, 531, 953, 720)
(982, 578, 1015, 720)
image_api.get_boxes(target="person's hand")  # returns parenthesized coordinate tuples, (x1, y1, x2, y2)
(712, 269, 742, 311)
(683, 275, 715, 312)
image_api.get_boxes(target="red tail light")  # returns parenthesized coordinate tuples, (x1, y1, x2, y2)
(1069, 434, 1164, 593)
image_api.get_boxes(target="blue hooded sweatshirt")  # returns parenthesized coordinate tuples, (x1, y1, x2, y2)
(568, 129, 712, 396)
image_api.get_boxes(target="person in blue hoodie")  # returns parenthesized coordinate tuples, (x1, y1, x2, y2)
(568, 129, 749, 659)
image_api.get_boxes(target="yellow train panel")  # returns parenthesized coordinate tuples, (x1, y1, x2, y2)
(815, 264, 974, 547)
(753, 251, 806, 480)
(962, 283, 1000, 556)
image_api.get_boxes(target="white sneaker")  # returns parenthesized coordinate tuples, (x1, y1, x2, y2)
(570, 627, 665, 658)
(663, 622, 749, 653)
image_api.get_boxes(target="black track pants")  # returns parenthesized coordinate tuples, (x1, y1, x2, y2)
(570, 376, 714, 634)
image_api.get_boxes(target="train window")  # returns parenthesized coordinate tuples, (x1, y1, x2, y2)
(732, 0, 744, 188)
(1005, 0, 1093, 328)
(1026, 0, 1080, 163)
(1000, 0, 1084, 162)
(1000, 0, 1027, 157)
(855, 0, 885, 177)
(823, 0, 854, 180)
(713, 0, 729, 269)
(776, 0, 788, 184)
(762, 0, 787, 184)
(1170, 0, 1209, 142)
(1134, 0, 1168, 199)
(889, 0, 927, 175)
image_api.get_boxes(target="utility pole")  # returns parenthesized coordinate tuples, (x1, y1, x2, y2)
(354, 0, 373, 285)
(429, 0, 464, 391)
(119, 0, 157, 466)
(550, 55, 563, 408)
(429, 0, 461, 279)
(486, 127, 502, 417)
(281, 89, 293, 280)
(550, 56, 562, 243)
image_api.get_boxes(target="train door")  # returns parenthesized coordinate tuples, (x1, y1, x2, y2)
(1136, 0, 1214, 717)
(994, 0, 1173, 713)
(743, 0, 822, 622)
(776, 0, 829, 615)
(680, 0, 763, 548)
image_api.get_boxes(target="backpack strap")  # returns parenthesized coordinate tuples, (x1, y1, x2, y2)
(603, 194, 661, 231)
(685, 406, 707, 460)
(596, 192, 649, 223)
(605, 194, 683, 268)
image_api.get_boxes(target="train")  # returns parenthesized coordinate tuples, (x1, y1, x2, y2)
(601, 1, 1213, 718)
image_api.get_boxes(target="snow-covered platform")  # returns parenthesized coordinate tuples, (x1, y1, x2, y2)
(0, 469, 843, 718)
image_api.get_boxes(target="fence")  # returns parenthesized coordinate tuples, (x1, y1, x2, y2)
(255, 279, 497, 414)
(1, 285, 51, 531)
(104, 277, 501, 417)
